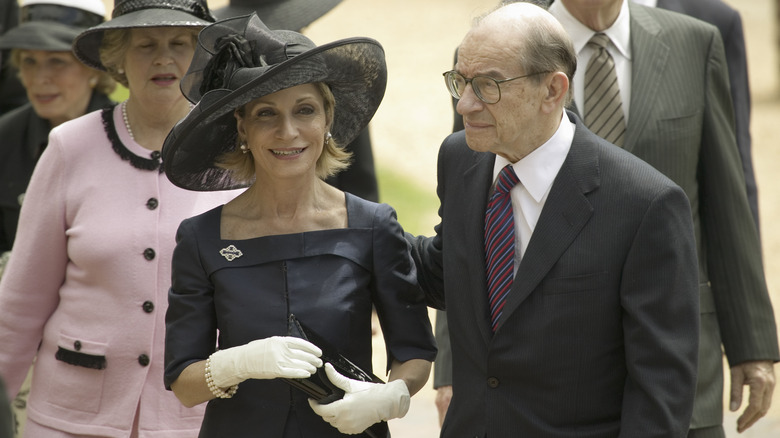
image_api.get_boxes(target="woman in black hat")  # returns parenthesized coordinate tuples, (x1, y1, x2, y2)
(162, 13, 436, 438)
(0, 0, 115, 271)
(0, 1, 240, 437)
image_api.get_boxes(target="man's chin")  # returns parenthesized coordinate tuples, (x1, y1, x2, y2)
(464, 132, 492, 153)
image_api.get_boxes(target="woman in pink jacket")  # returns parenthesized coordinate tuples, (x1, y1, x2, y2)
(0, 1, 240, 436)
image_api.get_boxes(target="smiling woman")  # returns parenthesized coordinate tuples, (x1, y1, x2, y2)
(160, 12, 436, 438)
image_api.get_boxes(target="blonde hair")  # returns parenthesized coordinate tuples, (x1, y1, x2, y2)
(98, 27, 200, 88)
(216, 82, 352, 184)
(10, 49, 116, 96)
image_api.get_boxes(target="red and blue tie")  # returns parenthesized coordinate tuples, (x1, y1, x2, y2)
(485, 165, 520, 332)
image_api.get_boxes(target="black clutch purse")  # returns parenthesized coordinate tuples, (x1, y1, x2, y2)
(284, 314, 389, 438)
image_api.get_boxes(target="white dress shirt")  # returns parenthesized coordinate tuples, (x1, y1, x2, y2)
(549, 0, 633, 122)
(493, 111, 574, 274)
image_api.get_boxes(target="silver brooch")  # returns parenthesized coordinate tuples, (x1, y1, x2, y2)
(219, 245, 243, 261)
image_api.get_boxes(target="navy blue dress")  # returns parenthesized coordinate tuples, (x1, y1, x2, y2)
(164, 193, 437, 437)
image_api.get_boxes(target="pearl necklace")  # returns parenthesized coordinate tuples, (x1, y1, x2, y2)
(122, 100, 134, 141)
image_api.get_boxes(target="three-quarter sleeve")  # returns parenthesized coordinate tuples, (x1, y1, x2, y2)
(370, 203, 437, 371)
(164, 218, 218, 389)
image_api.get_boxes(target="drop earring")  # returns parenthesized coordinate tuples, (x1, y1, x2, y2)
(324, 132, 332, 145)
(239, 141, 248, 154)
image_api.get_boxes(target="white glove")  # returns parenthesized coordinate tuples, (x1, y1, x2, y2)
(209, 336, 323, 388)
(309, 363, 410, 434)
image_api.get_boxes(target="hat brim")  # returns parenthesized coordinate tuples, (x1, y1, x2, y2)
(162, 37, 386, 192)
(73, 9, 213, 70)
(214, 0, 342, 31)
(0, 22, 83, 51)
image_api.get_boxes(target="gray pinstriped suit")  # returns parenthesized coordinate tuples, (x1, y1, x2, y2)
(556, 1, 779, 432)
(656, 0, 759, 232)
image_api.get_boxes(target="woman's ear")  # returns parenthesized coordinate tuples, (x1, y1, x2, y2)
(234, 107, 246, 138)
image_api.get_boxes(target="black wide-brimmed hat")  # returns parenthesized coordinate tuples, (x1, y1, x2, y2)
(162, 13, 387, 191)
(214, 0, 343, 31)
(0, 0, 105, 52)
(72, 0, 216, 71)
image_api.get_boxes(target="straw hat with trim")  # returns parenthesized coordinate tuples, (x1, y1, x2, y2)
(162, 12, 387, 191)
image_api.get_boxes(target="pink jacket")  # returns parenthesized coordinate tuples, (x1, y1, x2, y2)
(0, 107, 240, 437)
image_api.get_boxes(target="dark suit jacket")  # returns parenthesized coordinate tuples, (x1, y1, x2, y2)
(656, 0, 758, 231)
(410, 111, 700, 437)
(439, 1, 778, 430)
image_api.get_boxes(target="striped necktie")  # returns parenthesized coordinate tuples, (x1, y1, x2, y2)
(485, 165, 520, 332)
(584, 32, 626, 147)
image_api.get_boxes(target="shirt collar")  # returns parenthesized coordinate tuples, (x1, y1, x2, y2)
(549, 0, 632, 60)
(631, 0, 657, 7)
(494, 111, 574, 203)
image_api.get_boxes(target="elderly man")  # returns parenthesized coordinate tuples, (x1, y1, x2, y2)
(407, 3, 700, 436)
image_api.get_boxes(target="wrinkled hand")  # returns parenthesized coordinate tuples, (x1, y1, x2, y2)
(730, 360, 776, 433)
(209, 336, 322, 388)
(309, 363, 410, 434)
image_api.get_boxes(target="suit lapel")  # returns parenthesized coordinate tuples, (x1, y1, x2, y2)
(624, 3, 669, 152)
(495, 114, 598, 332)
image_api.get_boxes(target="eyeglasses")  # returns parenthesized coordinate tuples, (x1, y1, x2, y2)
(443, 70, 551, 104)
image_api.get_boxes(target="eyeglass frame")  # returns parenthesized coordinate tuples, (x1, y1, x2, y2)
(443, 70, 552, 104)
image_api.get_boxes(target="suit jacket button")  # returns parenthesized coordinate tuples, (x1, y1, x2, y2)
(142, 301, 154, 313)
(487, 377, 499, 388)
(74, 340, 82, 351)
(146, 198, 159, 210)
(138, 354, 150, 366)
(143, 248, 156, 260)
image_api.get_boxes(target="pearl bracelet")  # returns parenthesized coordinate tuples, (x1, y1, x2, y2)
(205, 356, 238, 399)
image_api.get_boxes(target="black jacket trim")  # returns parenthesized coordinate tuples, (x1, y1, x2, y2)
(55, 347, 107, 370)
(101, 106, 162, 172)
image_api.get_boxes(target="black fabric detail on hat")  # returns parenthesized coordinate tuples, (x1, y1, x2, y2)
(101, 106, 162, 172)
(112, 0, 215, 22)
(200, 34, 259, 97)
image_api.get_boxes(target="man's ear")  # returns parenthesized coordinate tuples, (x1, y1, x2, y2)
(541, 71, 569, 114)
